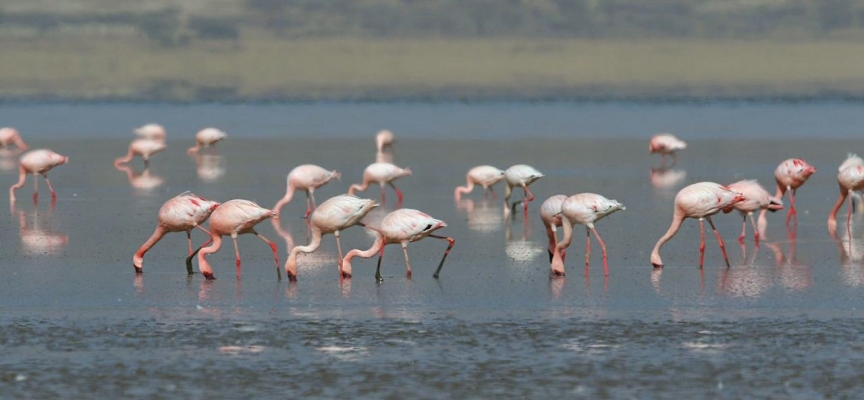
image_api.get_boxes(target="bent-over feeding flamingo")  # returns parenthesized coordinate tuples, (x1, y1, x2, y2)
(721, 180, 783, 245)
(0, 127, 28, 150)
(114, 138, 166, 168)
(503, 164, 544, 214)
(348, 162, 411, 205)
(828, 154, 864, 234)
(551, 193, 625, 277)
(376, 129, 394, 152)
(772, 158, 816, 225)
(187, 128, 227, 154)
(649, 133, 687, 166)
(274, 164, 341, 218)
(650, 182, 745, 269)
(135, 123, 166, 142)
(133, 192, 220, 274)
(196, 199, 280, 280)
(284, 194, 379, 281)
(540, 194, 568, 264)
(454, 165, 506, 200)
(9, 149, 68, 203)
(342, 208, 454, 282)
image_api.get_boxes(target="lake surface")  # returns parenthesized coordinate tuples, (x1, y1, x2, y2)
(1, 101, 864, 398)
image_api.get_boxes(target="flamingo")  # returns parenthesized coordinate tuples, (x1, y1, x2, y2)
(274, 164, 341, 218)
(550, 193, 625, 277)
(771, 158, 816, 224)
(187, 128, 227, 154)
(721, 180, 783, 245)
(348, 162, 411, 205)
(284, 194, 379, 281)
(9, 149, 68, 202)
(540, 194, 568, 264)
(341, 208, 455, 282)
(0, 127, 28, 150)
(649, 133, 687, 166)
(650, 182, 745, 269)
(132, 192, 220, 274)
(134, 123, 166, 141)
(503, 164, 544, 214)
(454, 165, 506, 200)
(828, 154, 864, 234)
(376, 129, 394, 152)
(196, 199, 280, 280)
(114, 138, 166, 168)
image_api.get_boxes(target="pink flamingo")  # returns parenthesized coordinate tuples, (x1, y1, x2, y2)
(274, 164, 341, 218)
(454, 165, 506, 200)
(650, 182, 745, 269)
(772, 158, 816, 224)
(551, 193, 625, 277)
(187, 128, 227, 154)
(348, 162, 411, 205)
(133, 192, 220, 274)
(721, 180, 783, 245)
(284, 194, 379, 281)
(114, 138, 166, 168)
(828, 154, 864, 234)
(649, 133, 687, 166)
(376, 129, 394, 152)
(342, 208, 455, 282)
(134, 123, 166, 141)
(9, 149, 68, 203)
(540, 194, 568, 265)
(504, 164, 544, 214)
(0, 127, 28, 150)
(197, 199, 280, 280)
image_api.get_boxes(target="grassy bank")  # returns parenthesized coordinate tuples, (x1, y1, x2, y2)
(3, 37, 864, 101)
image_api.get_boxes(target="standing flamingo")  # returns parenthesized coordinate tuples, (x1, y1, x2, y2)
(135, 123, 166, 141)
(540, 194, 568, 265)
(9, 149, 68, 202)
(454, 165, 506, 200)
(348, 162, 411, 205)
(650, 182, 745, 269)
(187, 128, 227, 154)
(550, 193, 625, 277)
(828, 154, 864, 234)
(114, 138, 166, 168)
(284, 194, 379, 281)
(196, 199, 280, 280)
(341, 208, 455, 282)
(376, 129, 394, 152)
(0, 127, 28, 150)
(772, 158, 816, 224)
(133, 192, 220, 274)
(722, 180, 783, 245)
(274, 164, 341, 218)
(503, 164, 544, 214)
(649, 133, 687, 166)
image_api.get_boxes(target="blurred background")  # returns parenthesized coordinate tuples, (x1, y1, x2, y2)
(3, 0, 864, 101)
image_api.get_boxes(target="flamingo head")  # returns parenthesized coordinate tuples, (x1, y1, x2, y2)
(767, 196, 784, 212)
(284, 253, 299, 282)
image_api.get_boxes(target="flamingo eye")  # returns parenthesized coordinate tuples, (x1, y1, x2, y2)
(423, 224, 433, 231)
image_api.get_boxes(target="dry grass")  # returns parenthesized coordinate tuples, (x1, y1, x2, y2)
(3, 36, 864, 100)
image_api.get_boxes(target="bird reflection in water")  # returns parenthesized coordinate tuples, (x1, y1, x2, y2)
(831, 220, 864, 287)
(0, 146, 26, 171)
(375, 129, 394, 164)
(114, 163, 164, 191)
(194, 154, 225, 182)
(650, 167, 687, 198)
(763, 228, 811, 291)
(717, 245, 772, 298)
(504, 213, 543, 266)
(13, 201, 68, 256)
(455, 197, 503, 233)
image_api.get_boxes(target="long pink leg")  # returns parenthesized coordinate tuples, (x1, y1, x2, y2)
(707, 216, 731, 268)
(232, 236, 242, 280)
(522, 185, 535, 214)
(748, 213, 760, 246)
(738, 215, 747, 244)
(698, 218, 706, 269)
(389, 182, 404, 206)
(32, 175, 39, 203)
(401, 242, 412, 279)
(584, 229, 591, 275)
(786, 187, 797, 225)
(380, 185, 386, 205)
(304, 193, 313, 219)
(43, 175, 56, 200)
(429, 234, 455, 279)
(186, 231, 194, 255)
(253, 231, 281, 280)
(591, 227, 609, 277)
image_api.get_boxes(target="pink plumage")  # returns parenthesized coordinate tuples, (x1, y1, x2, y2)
(197, 199, 279, 280)
(274, 164, 341, 218)
(9, 149, 68, 203)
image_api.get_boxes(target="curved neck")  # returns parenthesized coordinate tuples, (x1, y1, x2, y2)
(187, 142, 202, 154)
(114, 149, 134, 166)
(454, 176, 475, 199)
(345, 232, 384, 263)
(349, 179, 369, 194)
(197, 234, 223, 276)
(133, 226, 166, 267)
(274, 184, 296, 212)
(828, 187, 850, 226)
(651, 212, 685, 261)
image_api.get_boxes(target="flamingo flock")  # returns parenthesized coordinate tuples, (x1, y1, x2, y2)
(3, 125, 850, 284)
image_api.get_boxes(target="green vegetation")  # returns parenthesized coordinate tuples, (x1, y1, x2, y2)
(3, 1, 864, 100)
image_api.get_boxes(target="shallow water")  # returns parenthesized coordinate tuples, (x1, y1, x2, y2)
(1, 102, 864, 397)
